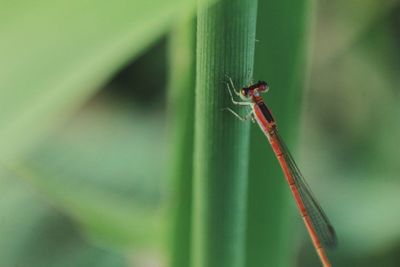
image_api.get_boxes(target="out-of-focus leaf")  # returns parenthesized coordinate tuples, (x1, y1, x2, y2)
(0, 172, 126, 267)
(0, 0, 199, 162)
(167, 17, 196, 267)
(10, 101, 169, 248)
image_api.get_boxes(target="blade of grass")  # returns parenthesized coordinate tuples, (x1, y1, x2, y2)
(246, 0, 315, 266)
(167, 17, 196, 267)
(192, 1, 258, 267)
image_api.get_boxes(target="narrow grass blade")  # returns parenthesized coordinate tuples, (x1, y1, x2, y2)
(192, 1, 258, 267)
(167, 17, 196, 267)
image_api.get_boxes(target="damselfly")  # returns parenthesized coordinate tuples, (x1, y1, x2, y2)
(225, 78, 337, 267)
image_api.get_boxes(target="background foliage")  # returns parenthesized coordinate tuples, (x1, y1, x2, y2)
(0, 0, 399, 266)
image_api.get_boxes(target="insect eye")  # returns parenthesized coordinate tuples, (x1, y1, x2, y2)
(241, 88, 248, 96)
(258, 81, 269, 93)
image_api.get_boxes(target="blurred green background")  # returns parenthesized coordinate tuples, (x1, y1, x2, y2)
(1, 0, 400, 266)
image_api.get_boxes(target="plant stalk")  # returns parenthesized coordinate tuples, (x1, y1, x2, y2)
(192, 1, 258, 267)
(167, 17, 197, 267)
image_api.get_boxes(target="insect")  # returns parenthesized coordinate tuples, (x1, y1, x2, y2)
(225, 78, 337, 267)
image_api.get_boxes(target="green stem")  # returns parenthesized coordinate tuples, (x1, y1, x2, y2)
(167, 18, 196, 267)
(246, 0, 315, 266)
(192, 1, 258, 267)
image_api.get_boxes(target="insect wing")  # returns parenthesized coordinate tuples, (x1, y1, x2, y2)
(275, 132, 337, 249)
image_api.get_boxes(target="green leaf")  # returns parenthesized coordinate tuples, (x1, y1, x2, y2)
(0, 0, 198, 162)
(192, 1, 258, 267)
(167, 17, 196, 267)
(10, 104, 168, 248)
(0, 173, 126, 267)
